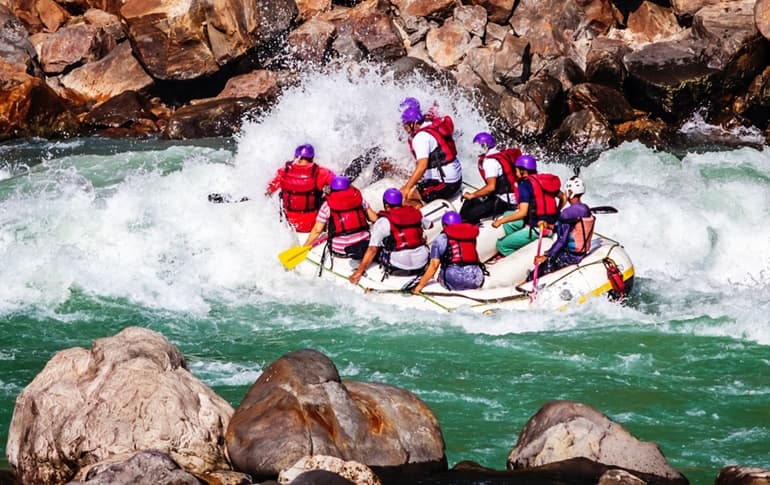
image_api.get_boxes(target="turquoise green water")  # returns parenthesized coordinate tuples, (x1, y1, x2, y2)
(2, 70, 770, 483)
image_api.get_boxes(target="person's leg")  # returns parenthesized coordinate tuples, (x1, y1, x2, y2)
(460, 197, 496, 224)
(496, 223, 537, 256)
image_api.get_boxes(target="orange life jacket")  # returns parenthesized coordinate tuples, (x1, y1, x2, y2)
(280, 162, 322, 213)
(326, 187, 369, 237)
(379, 206, 425, 251)
(478, 148, 521, 199)
(525, 173, 561, 226)
(442, 223, 481, 266)
(407, 116, 458, 169)
(569, 215, 595, 254)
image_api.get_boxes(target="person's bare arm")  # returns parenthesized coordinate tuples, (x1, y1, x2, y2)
(464, 177, 496, 200)
(412, 258, 440, 294)
(492, 202, 528, 228)
(365, 207, 378, 222)
(401, 158, 429, 197)
(303, 221, 326, 247)
(349, 246, 379, 285)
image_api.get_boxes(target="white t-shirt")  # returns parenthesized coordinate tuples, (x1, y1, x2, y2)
(369, 217, 429, 270)
(411, 122, 462, 183)
(481, 149, 517, 204)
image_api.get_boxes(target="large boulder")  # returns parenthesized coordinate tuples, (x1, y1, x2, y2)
(499, 73, 563, 138)
(60, 41, 153, 104)
(507, 401, 686, 483)
(39, 23, 112, 74)
(0, 61, 79, 140)
(6, 326, 234, 485)
(164, 97, 268, 139)
(426, 19, 473, 67)
(671, 0, 722, 17)
(288, 17, 336, 62)
(554, 108, 614, 153)
(278, 455, 381, 485)
(567, 83, 639, 123)
(226, 349, 445, 480)
(0, 5, 36, 73)
(758, 0, 770, 40)
(466, 0, 515, 24)
(390, 0, 455, 20)
(585, 37, 629, 88)
(510, 0, 616, 62)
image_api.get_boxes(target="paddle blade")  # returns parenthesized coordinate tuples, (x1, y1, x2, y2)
(590, 205, 618, 214)
(279, 245, 311, 270)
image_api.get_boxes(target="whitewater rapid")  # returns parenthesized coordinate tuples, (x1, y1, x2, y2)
(0, 67, 769, 343)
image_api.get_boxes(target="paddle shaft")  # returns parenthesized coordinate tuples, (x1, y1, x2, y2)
(530, 222, 546, 303)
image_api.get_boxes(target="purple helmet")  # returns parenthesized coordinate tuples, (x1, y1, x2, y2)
(401, 106, 423, 124)
(331, 175, 350, 191)
(472, 132, 496, 148)
(294, 144, 314, 160)
(382, 187, 402, 206)
(515, 154, 537, 171)
(441, 210, 461, 226)
(399, 97, 421, 112)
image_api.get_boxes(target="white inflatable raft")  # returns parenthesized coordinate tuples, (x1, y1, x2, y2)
(289, 179, 635, 313)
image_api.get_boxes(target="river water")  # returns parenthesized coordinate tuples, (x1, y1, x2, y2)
(1, 68, 769, 484)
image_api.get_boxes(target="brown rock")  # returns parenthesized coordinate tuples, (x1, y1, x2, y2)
(83, 90, 155, 131)
(758, 0, 770, 40)
(225, 349, 446, 480)
(36, 0, 68, 32)
(83, 8, 126, 43)
(278, 455, 381, 485)
(598, 468, 647, 485)
(554, 108, 614, 153)
(507, 400, 686, 482)
(288, 17, 336, 62)
(6, 327, 234, 485)
(426, 19, 472, 67)
(453, 4, 487, 37)
(540, 57, 584, 92)
(568, 83, 638, 122)
(0, 5, 36, 73)
(0, 61, 79, 139)
(351, 1, 406, 60)
(164, 97, 268, 138)
(60, 42, 154, 103)
(716, 465, 770, 485)
(460, 46, 499, 92)
(510, 0, 616, 60)
(485, 21, 509, 47)
(671, 0, 721, 17)
(499, 74, 563, 138)
(216, 70, 280, 100)
(585, 37, 629, 88)
(121, 0, 217, 80)
(493, 32, 530, 89)
(693, 0, 764, 69)
(391, 0, 455, 19)
(39, 23, 111, 74)
(614, 116, 672, 146)
(69, 450, 202, 485)
(467, 0, 515, 24)
(625, 2, 681, 44)
(296, 0, 332, 21)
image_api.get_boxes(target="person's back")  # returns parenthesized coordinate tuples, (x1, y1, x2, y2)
(460, 132, 519, 224)
(531, 176, 594, 279)
(266, 144, 334, 233)
(412, 211, 484, 294)
(303, 176, 375, 260)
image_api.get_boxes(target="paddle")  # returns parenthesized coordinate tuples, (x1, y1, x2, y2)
(530, 221, 546, 304)
(278, 245, 312, 270)
(590, 206, 618, 214)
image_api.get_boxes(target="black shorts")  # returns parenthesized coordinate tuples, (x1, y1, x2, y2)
(417, 179, 462, 202)
(332, 239, 369, 260)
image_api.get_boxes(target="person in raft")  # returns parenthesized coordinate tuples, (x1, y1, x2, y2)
(529, 176, 595, 279)
(348, 188, 430, 284)
(459, 131, 520, 224)
(491, 155, 565, 256)
(303, 176, 378, 260)
(265, 144, 335, 233)
(412, 211, 485, 294)
(398, 106, 462, 207)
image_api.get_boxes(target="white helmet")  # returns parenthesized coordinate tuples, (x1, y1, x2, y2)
(566, 176, 585, 196)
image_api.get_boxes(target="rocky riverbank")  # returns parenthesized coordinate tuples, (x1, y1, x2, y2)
(0, 0, 769, 152)
(3, 326, 769, 485)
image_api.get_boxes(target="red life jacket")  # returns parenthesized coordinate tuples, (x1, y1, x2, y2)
(280, 162, 322, 213)
(442, 223, 481, 266)
(570, 215, 595, 254)
(326, 187, 369, 237)
(525, 173, 561, 226)
(478, 148, 522, 198)
(407, 116, 458, 169)
(379, 206, 426, 251)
